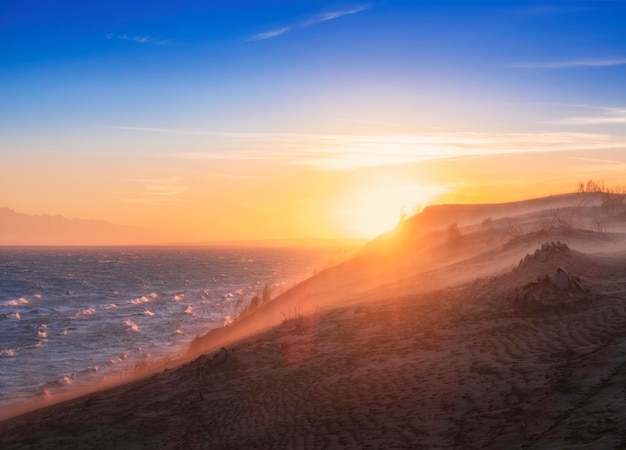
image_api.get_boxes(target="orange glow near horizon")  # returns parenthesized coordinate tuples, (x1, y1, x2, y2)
(3, 128, 626, 245)
(3, 1, 626, 246)
(332, 182, 449, 239)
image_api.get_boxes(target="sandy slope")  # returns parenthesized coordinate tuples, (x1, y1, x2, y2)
(2, 194, 626, 448)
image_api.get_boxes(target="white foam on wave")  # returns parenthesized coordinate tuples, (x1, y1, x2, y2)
(35, 324, 49, 345)
(184, 305, 194, 315)
(143, 310, 155, 317)
(102, 303, 117, 310)
(130, 294, 156, 304)
(108, 351, 131, 365)
(4, 298, 29, 306)
(173, 293, 185, 302)
(123, 318, 139, 332)
(70, 307, 96, 320)
(1, 349, 15, 357)
(223, 315, 234, 326)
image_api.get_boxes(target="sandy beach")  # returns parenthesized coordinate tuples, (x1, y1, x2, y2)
(2, 194, 626, 449)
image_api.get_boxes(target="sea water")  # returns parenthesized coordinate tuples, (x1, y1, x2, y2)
(0, 246, 337, 409)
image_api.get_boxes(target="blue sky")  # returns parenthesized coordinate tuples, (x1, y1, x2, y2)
(3, 0, 625, 131)
(2, 1, 626, 240)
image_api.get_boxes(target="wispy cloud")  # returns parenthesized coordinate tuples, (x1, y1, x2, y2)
(165, 131, 626, 170)
(287, 132, 626, 170)
(303, 5, 370, 26)
(331, 117, 404, 128)
(246, 4, 369, 42)
(124, 177, 187, 205)
(571, 156, 625, 165)
(106, 33, 170, 46)
(552, 107, 626, 125)
(114, 124, 626, 171)
(511, 58, 626, 69)
(246, 27, 293, 42)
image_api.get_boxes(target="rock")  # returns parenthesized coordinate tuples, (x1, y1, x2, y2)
(215, 347, 228, 365)
(555, 268, 570, 290)
(570, 277, 584, 293)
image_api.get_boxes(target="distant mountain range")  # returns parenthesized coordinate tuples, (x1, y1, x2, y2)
(0, 208, 175, 246)
(0, 208, 369, 248)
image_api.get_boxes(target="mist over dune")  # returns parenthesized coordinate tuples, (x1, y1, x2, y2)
(4, 191, 626, 448)
(187, 191, 626, 355)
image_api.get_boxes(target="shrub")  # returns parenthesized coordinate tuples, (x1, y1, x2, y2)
(447, 223, 461, 246)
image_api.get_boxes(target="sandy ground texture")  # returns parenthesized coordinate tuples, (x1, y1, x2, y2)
(3, 194, 626, 448)
(2, 242, 626, 448)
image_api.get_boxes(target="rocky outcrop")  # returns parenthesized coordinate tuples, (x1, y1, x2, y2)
(511, 242, 588, 310)
(516, 241, 570, 269)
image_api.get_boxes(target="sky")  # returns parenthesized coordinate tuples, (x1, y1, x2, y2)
(1, 0, 626, 241)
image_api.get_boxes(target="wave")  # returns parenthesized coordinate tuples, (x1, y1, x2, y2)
(35, 324, 49, 347)
(3, 298, 29, 307)
(69, 307, 96, 320)
(0, 246, 326, 411)
(43, 373, 75, 389)
(129, 293, 158, 304)
(36, 324, 48, 340)
(108, 351, 131, 365)
(123, 318, 139, 332)
(222, 315, 234, 326)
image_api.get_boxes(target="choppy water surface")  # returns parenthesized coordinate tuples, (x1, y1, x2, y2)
(0, 246, 336, 408)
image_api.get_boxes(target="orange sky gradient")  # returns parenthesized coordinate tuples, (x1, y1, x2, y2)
(3, 2, 626, 243)
(4, 130, 626, 242)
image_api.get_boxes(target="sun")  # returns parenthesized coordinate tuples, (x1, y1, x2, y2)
(333, 182, 447, 239)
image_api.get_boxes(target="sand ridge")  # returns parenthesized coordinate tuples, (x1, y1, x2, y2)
(2, 243, 626, 448)
(4, 195, 626, 448)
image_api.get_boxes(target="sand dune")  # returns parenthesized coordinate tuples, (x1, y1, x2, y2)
(3, 193, 626, 448)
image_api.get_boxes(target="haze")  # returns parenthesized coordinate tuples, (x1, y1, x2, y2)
(2, 1, 626, 243)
